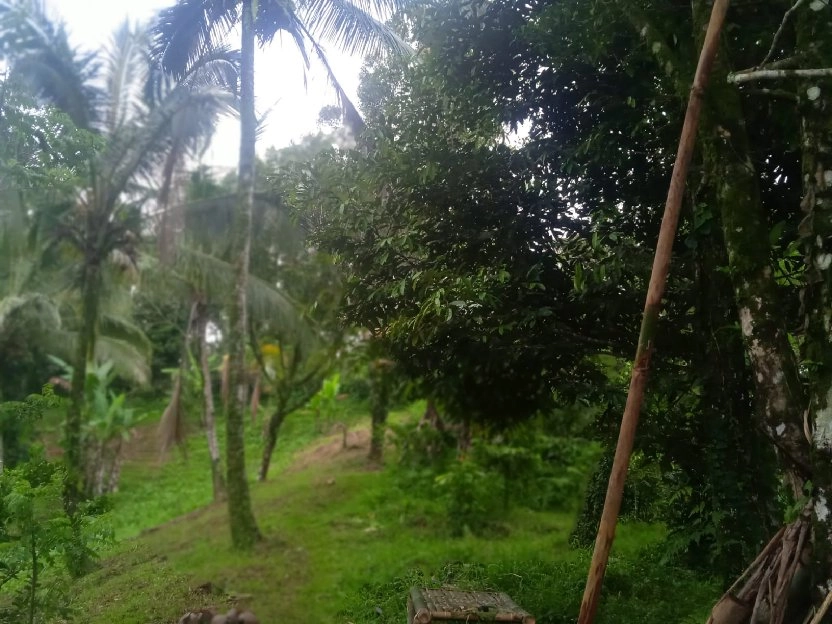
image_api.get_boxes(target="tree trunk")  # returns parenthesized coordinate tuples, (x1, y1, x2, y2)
(159, 301, 199, 455)
(794, 5, 832, 611)
(66, 259, 100, 491)
(368, 359, 392, 463)
(157, 142, 181, 265)
(250, 373, 261, 425)
(258, 406, 287, 482)
(700, 2, 824, 621)
(63, 257, 99, 578)
(225, 0, 261, 549)
(197, 302, 225, 501)
(693, 1, 812, 485)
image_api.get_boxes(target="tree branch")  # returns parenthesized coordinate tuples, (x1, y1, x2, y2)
(745, 87, 800, 101)
(729, 67, 832, 84)
(759, 0, 806, 68)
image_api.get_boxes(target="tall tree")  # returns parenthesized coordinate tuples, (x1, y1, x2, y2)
(152, 0, 410, 549)
(0, 1, 236, 503)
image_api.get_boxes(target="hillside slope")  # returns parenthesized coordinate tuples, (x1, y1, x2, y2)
(64, 408, 718, 624)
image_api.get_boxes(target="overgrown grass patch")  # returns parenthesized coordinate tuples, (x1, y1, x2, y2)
(340, 548, 719, 624)
(67, 403, 720, 623)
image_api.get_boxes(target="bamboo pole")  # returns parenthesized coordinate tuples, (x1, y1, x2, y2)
(576, 1, 731, 622)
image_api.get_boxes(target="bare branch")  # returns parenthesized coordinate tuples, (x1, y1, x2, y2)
(728, 67, 832, 84)
(759, 0, 806, 69)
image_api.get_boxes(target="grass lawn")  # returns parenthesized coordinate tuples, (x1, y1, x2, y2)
(64, 401, 720, 624)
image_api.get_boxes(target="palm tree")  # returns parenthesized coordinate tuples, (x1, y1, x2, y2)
(152, 0, 410, 548)
(0, 1, 238, 502)
(148, 195, 307, 502)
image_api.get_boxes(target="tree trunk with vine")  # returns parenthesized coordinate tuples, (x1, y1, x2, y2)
(693, 0, 832, 620)
(793, 4, 832, 613)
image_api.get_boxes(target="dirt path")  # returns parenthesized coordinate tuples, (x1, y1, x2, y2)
(287, 426, 371, 473)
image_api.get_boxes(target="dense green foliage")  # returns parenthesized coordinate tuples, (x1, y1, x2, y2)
(3, 0, 832, 619)
(283, 0, 790, 582)
(0, 389, 110, 623)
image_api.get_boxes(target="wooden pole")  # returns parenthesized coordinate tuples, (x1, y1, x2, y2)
(576, 1, 731, 622)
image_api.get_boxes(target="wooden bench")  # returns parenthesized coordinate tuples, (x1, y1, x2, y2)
(407, 587, 535, 623)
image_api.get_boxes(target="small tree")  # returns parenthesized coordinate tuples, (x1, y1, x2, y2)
(255, 341, 334, 481)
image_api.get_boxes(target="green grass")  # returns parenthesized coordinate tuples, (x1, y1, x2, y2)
(106, 399, 368, 539)
(65, 401, 720, 624)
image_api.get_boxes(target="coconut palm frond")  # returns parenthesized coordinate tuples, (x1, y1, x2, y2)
(99, 314, 153, 362)
(253, 0, 307, 50)
(173, 246, 307, 336)
(93, 335, 151, 385)
(50, 330, 151, 385)
(0, 192, 40, 297)
(158, 372, 187, 453)
(103, 82, 235, 203)
(296, 21, 364, 131)
(0, 0, 99, 128)
(300, 0, 411, 58)
(178, 44, 240, 94)
(152, 0, 241, 79)
(179, 192, 296, 252)
(100, 21, 150, 136)
(300, 0, 412, 24)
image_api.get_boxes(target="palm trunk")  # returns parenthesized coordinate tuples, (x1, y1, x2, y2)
(157, 143, 181, 264)
(63, 257, 100, 577)
(66, 259, 100, 489)
(159, 301, 199, 455)
(225, 0, 261, 549)
(250, 373, 261, 424)
(197, 301, 225, 501)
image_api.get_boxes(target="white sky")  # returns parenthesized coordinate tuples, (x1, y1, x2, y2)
(47, 0, 364, 170)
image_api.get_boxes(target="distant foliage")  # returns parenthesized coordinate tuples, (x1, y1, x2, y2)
(571, 452, 666, 548)
(392, 418, 599, 536)
(308, 372, 341, 431)
(434, 457, 496, 536)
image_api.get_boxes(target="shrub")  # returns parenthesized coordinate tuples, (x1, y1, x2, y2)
(434, 457, 500, 536)
(0, 455, 112, 623)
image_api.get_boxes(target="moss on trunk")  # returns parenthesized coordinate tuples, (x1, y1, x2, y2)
(690, 0, 810, 481)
